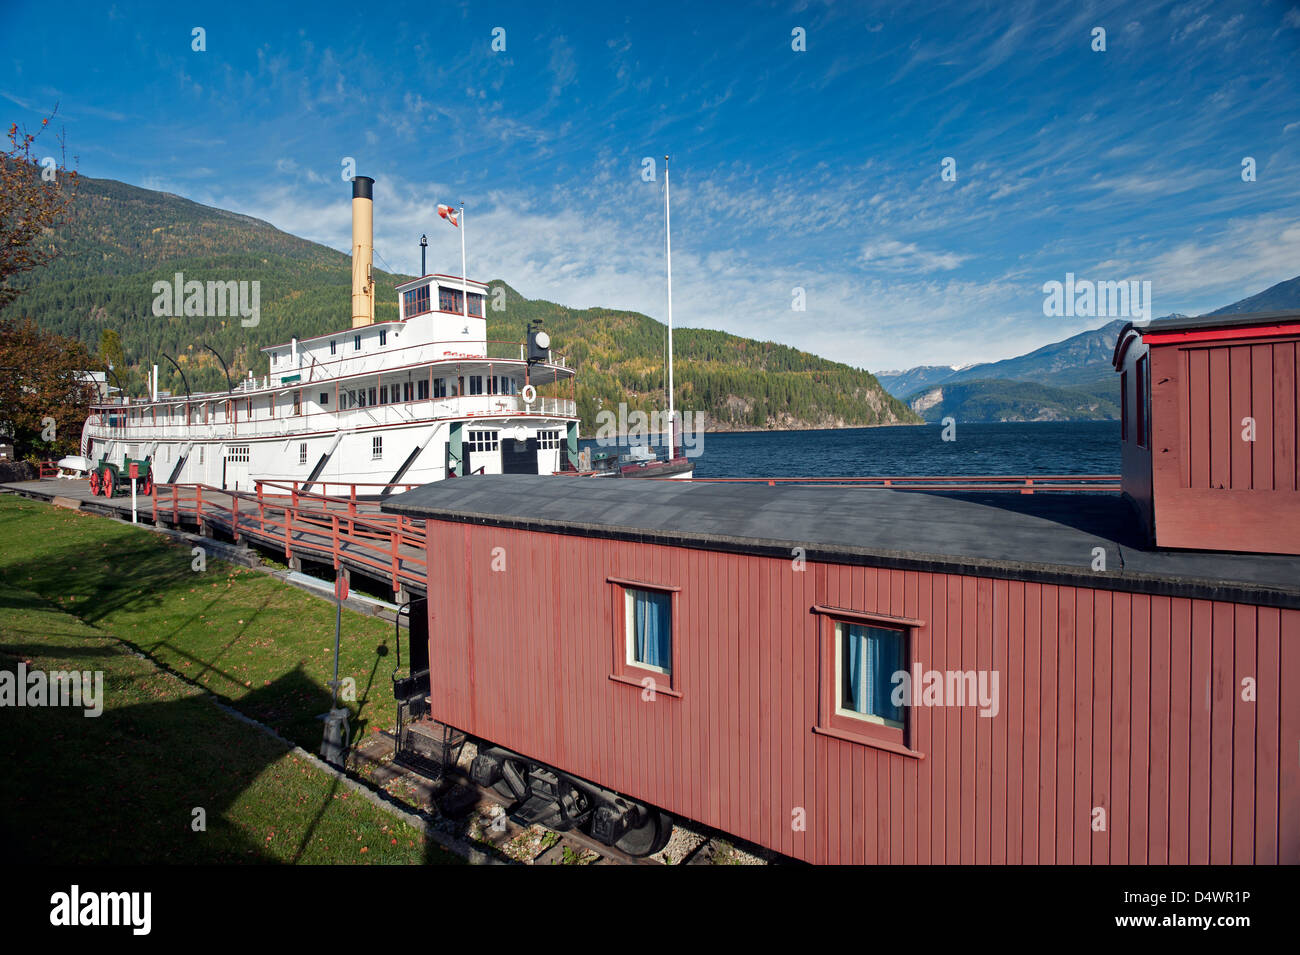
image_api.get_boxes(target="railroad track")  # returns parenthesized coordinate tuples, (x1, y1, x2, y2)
(354, 733, 662, 865)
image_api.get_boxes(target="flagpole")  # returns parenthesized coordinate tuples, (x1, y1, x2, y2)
(664, 155, 675, 457)
(460, 202, 468, 322)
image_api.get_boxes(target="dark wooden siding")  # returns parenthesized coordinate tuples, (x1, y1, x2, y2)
(424, 521, 1299, 864)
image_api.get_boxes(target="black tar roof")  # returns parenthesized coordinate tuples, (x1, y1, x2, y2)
(383, 475, 1300, 609)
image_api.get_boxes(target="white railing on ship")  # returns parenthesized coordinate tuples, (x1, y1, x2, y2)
(87, 393, 577, 441)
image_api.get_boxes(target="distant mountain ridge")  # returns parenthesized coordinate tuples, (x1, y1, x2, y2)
(879, 275, 1300, 423)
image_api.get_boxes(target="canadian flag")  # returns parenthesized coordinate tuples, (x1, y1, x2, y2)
(437, 204, 459, 227)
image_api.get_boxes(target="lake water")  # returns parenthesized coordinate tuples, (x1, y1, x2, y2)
(581, 421, 1121, 479)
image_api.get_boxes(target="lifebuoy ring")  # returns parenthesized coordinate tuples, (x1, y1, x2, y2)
(521, 384, 537, 405)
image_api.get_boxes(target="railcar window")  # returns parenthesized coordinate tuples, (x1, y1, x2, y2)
(836, 622, 905, 727)
(1121, 371, 1129, 442)
(625, 587, 672, 674)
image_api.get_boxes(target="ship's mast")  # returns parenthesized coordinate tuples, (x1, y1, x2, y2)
(460, 202, 468, 323)
(664, 155, 675, 456)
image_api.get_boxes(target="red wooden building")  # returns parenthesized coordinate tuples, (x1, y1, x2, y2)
(1114, 310, 1300, 554)
(386, 311, 1300, 865)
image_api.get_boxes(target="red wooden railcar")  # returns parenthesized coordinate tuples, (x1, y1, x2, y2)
(386, 310, 1300, 864)
(1115, 310, 1300, 554)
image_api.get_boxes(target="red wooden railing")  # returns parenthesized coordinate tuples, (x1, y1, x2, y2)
(668, 474, 1121, 493)
(152, 480, 427, 592)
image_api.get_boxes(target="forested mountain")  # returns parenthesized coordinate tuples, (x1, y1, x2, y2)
(907, 378, 1120, 423)
(876, 320, 1128, 398)
(1, 174, 919, 432)
(883, 273, 1300, 422)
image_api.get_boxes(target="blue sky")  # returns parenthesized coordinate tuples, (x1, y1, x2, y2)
(3, 0, 1299, 371)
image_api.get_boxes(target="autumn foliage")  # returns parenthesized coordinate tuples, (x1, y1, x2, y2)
(1, 105, 78, 309)
(0, 317, 96, 458)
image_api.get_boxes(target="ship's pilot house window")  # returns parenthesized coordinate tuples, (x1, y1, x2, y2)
(836, 622, 905, 727)
(403, 285, 431, 318)
(433, 378, 447, 399)
(625, 587, 672, 675)
(468, 375, 484, 395)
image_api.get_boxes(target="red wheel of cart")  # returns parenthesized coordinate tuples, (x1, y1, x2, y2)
(140, 472, 154, 496)
(103, 468, 115, 498)
(88, 469, 101, 496)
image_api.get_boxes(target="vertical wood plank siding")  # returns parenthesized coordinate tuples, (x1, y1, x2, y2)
(1152, 338, 1300, 553)
(425, 521, 1299, 864)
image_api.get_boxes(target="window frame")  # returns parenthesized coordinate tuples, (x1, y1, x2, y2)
(371, 435, 383, 460)
(812, 605, 923, 759)
(607, 577, 682, 697)
(1120, 370, 1129, 443)
(1135, 355, 1150, 449)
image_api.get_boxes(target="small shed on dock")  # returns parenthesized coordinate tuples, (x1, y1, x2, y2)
(1114, 310, 1300, 555)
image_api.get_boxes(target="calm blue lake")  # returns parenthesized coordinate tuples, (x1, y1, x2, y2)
(581, 421, 1121, 479)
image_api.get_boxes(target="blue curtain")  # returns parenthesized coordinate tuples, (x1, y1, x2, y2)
(634, 590, 671, 669)
(844, 625, 904, 722)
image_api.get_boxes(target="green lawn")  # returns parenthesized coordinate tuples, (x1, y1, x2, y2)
(0, 495, 458, 864)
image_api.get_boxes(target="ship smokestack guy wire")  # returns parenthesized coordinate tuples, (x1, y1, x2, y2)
(351, 176, 375, 328)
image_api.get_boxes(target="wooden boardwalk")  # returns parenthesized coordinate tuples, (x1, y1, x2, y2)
(1, 478, 430, 597)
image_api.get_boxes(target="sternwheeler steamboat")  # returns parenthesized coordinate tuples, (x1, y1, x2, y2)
(78, 177, 582, 492)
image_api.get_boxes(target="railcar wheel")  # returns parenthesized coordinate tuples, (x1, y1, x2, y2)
(492, 757, 530, 803)
(88, 470, 101, 495)
(613, 809, 673, 857)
